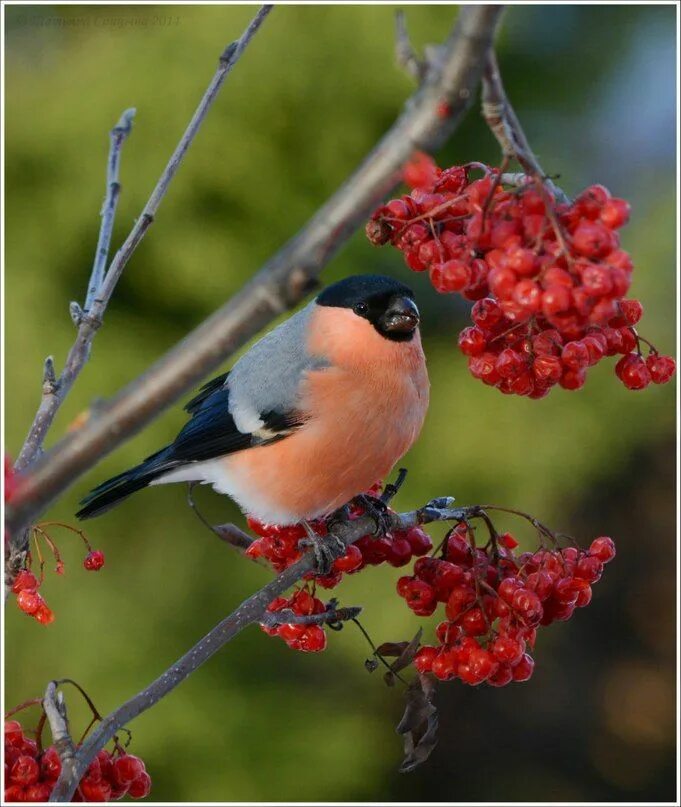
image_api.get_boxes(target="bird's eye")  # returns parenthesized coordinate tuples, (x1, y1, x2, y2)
(353, 302, 369, 316)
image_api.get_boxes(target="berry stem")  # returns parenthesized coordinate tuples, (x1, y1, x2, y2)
(351, 618, 410, 686)
(4, 698, 44, 719)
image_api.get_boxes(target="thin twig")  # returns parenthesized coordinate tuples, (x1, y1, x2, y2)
(212, 523, 255, 551)
(6, 5, 274, 581)
(46, 496, 478, 802)
(395, 10, 425, 81)
(260, 605, 362, 627)
(42, 682, 77, 768)
(7, 6, 504, 543)
(84, 108, 136, 312)
(13, 106, 136, 474)
(481, 50, 570, 206)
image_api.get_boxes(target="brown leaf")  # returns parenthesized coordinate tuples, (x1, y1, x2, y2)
(390, 628, 423, 675)
(396, 674, 438, 773)
(375, 641, 410, 657)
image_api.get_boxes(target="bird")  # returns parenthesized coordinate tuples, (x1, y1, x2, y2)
(77, 274, 429, 545)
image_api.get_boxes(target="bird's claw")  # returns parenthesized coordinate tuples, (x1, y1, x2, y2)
(299, 522, 346, 575)
(352, 494, 393, 536)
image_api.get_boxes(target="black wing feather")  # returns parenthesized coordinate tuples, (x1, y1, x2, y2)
(171, 388, 253, 462)
(184, 372, 230, 414)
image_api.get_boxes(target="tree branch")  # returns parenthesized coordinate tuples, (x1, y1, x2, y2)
(260, 603, 363, 628)
(42, 682, 77, 765)
(84, 108, 137, 312)
(13, 109, 136, 475)
(47, 494, 477, 802)
(481, 49, 570, 205)
(6, 5, 274, 576)
(6, 5, 504, 541)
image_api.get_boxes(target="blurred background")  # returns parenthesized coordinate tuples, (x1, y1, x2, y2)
(4, 4, 677, 803)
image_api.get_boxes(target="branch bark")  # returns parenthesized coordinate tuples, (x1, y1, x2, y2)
(6, 5, 504, 541)
(47, 495, 475, 802)
(481, 49, 570, 205)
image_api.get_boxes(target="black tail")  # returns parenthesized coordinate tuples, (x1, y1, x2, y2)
(76, 447, 177, 520)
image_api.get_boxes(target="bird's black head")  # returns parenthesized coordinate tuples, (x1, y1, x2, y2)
(316, 274, 420, 342)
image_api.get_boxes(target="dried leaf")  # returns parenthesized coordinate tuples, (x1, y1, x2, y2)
(390, 628, 423, 675)
(396, 674, 438, 773)
(375, 641, 409, 657)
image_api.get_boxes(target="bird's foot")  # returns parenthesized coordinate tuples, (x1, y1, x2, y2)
(351, 494, 393, 537)
(299, 521, 346, 575)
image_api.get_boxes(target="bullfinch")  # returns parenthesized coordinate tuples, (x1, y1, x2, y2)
(77, 274, 429, 530)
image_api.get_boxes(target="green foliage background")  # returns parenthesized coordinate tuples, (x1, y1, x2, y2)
(4, 4, 677, 802)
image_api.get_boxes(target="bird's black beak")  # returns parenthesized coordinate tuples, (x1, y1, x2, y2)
(381, 295, 420, 334)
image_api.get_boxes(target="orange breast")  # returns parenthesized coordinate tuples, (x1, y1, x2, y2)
(221, 306, 429, 522)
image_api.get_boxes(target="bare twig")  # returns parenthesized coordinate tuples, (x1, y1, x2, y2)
(13, 108, 136, 475)
(84, 108, 136, 312)
(212, 523, 255, 551)
(47, 495, 477, 802)
(42, 682, 77, 766)
(481, 49, 570, 206)
(395, 10, 425, 81)
(260, 604, 362, 627)
(6, 5, 504, 543)
(6, 5, 274, 578)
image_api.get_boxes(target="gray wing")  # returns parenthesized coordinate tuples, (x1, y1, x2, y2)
(224, 301, 329, 437)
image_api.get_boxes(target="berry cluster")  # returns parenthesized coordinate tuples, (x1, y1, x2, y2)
(247, 516, 432, 591)
(261, 589, 328, 652)
(247, 488, 433, 652)
(11, 570, 54, 625)
(8, 521, 104, 626)
(247, 488, 432, 592)
(366, 154, 675, 397)
(4, 719, 151, 802)
(398, 524, 615, 686)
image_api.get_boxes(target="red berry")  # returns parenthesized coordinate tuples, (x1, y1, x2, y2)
(495, 349, 527, 380)
(511, 653, 535, 682)
(600, 198, 630, 229)
(541, 285, 572, 316)
(561, 341, 590, 371)
(403, 527, 432, 557)
(128, 771, 152, 799)
(4, 785, 26, 803)
(487, 663, 513, 687)
(112, 754, 145, 786)
(618, 299, 643, 326)
(11, 571, 39, 594)
(34, 602, 55, 625)
(403, 152, 439, 191)
(79, 779, 112, 802)
(616, 354, 651, 390)
(386, 537, 413, 568)
(333, 544, 363, 573)
(589, 536, 616, 563)
(5, 720, 24, 747)
(458, 326, 487, 357)
(40, 747, 62, 781)
(83, 550, 105, 571)
(10, 755, 39, 786)
(491, 635, 525, 665)
(16, 590, 41, 615)
(414, 645, 438, 674)
(646, 354, 676, 384)
(576, 585, 593, 607)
